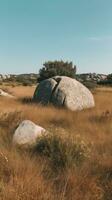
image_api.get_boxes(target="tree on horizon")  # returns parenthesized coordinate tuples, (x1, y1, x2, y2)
(38, 60, 77, 82)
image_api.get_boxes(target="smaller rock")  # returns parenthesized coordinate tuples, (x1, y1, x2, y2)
(0, 89, 14, 98)
(13, 120, 46, 147)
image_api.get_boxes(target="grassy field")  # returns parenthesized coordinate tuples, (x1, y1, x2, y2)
(0, 85, 112, 200)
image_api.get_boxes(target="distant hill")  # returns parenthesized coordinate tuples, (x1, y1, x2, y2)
(0, 73, 107, 81)
(76, 73, 107, 82)
(75, 73, 108, 89)
(0, 73, 38, 85)
(0, 73, 110, 88)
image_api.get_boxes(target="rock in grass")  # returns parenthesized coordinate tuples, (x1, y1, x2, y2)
(0, 89, 14, 98)
(13, 120, 46, 147)
(33, 76, 95, 111)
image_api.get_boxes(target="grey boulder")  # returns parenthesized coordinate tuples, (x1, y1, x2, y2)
(13, 120, 46, 146)
(33, 76, 95, 111)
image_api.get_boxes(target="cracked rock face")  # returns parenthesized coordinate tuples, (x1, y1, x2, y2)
(33, 76, 95, 111)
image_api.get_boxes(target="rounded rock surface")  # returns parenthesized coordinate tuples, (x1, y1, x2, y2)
(33, 76, 95, 111)
(13, 120, 46, 146)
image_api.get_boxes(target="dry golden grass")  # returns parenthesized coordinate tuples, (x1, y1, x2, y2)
(0, 85, 35, 97)
(0, 85, 112, 200)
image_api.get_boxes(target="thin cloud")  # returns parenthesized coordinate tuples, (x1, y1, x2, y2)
(88, 36, 112, 41)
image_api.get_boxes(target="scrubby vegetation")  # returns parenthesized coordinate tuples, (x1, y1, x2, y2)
(38, 60, 77, 82)
(0, 85, 112, 200)
(1, 74, 37, 86)
(34, 134, 91, 171)
(98, 74, 112, 86)
(82, 80, 98, 90)
(107, 73, 112, 81)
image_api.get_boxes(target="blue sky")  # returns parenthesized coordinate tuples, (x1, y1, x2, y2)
(0, 0, 112, 74)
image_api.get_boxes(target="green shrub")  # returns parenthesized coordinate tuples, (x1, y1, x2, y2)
(34, 134, 91, 170)
(38, 60, 77, 82)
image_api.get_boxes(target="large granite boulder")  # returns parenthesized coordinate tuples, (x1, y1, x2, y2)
(13, 120, 46, 147)
(33, 76, 95, 111)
